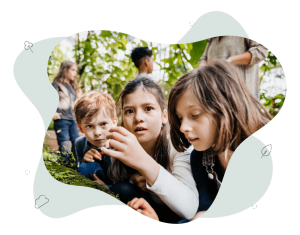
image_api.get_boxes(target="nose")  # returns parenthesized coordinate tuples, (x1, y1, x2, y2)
(94, 126, 102, 137)
(134, 109, 145, 123)
(179, 118, 192, 133)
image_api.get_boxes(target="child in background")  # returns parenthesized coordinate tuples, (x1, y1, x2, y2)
(52, 61, 80, 164)
(74, 91, 117, 185)
(130, 47, 154, 79)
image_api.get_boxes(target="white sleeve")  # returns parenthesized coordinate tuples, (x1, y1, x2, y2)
(146, 145, 199, 220)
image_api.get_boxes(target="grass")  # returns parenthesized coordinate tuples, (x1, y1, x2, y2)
(43, 144, 119, 199)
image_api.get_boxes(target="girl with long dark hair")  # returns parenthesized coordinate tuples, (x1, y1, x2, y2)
(52, 61, 80, 164)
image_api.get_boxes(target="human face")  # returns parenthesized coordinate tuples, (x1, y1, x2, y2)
(122, 87, 167, 151)
(175, 90, 218, 151)
(78, 110, 117, 147)
(67, 64, 77, 82)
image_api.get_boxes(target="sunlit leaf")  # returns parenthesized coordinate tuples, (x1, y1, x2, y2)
(100, 30, 113, 38)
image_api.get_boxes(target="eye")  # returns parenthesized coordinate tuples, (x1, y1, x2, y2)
(86, 125, 92, 128)
(192, 113, 200, 118)
(177, 116, 182, 122)
(124, 109, 133, 114)
(101, 122, 108, 126)
(145, 106, 153, 112)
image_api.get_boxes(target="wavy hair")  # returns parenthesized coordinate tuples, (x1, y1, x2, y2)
(168, 59, 272, 155)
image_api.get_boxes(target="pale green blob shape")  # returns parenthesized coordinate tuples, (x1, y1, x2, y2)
(177, 11, 248, 43)
(13, 11, 273, 219)
(203, 136, 272, 218)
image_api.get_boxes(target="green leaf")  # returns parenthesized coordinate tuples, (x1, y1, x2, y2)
(188, 40, 208, 67)
(100, 30, 113, 38)
(141, 40, 148, 47)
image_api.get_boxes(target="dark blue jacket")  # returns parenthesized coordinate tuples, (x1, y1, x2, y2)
(75, 136, 136, 180)
(190, 149, 224, 211)
(75, 136, 109, 167)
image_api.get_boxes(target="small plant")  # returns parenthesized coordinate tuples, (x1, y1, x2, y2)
(47, 119, 54, 130)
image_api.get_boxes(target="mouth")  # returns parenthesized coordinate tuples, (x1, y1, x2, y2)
(94, 139, 106, 142)
(134, 127, 147, 133)
(187, 137, 199, 142)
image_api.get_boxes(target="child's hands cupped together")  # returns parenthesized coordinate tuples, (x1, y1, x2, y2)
(83, 149, 102, 162)
(127, 198, 159, 221)
(102, 126, 151, 171)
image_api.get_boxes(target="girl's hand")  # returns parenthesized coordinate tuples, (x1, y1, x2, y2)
(53, 112, 62, 120)
(127, 198, 159, 221)
(83, 149, 102, 162)
(102, 126, 156, 170)
(131, 172, 148, 192)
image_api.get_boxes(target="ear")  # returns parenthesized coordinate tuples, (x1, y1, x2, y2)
(162, 109, 168, 125)
(145, 57, 152, 66)
(77, 124, 84, 133)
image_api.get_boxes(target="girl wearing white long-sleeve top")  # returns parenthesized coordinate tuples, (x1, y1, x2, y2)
(99, 77, 199, 223)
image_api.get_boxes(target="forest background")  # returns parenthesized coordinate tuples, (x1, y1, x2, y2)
(44, 30, 286, 195)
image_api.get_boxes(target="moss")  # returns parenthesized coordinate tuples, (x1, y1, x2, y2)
(43, 146, 119, 199)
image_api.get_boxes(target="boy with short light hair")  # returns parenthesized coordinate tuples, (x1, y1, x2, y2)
(74, 91, 117, 184)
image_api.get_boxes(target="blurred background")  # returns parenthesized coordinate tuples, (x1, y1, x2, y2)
(47, 30, 286, 131)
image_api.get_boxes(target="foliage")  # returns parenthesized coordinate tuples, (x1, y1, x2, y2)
(43, 143, 119, 199)
(58, 31, 208, 105)
(48, 32, 286, 118)
(260, 92, 285, 118)
(47, 43, 70, 83)
(259, 51, 285, 118)
(48, 119, 54, 130)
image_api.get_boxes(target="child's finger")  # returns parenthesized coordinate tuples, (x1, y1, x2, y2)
(101, 147, 122, 159)
(88, 149, 98, 155)
(108, 126, 129, 136)
(127, 198, 139, 208)
(131, 198, 148, 210)
(137, 208, 142, 213)
(93, 153, 102, 161)
(83, 156, 94, 162)
(93, 174, 100, 181)
(140, 210, 151, 217)
(106, 132, 127, 143)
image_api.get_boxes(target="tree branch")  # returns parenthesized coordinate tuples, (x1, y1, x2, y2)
(177, 44, 187, 73)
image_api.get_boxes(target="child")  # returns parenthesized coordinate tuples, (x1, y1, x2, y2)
(99, 77, 199, 223)
(52, 61, 80, 163)
(74, 91, 117, 185)
(170, 59, 272, 220)
(130, 47, 153, 79)
(127, 60, 272, 222)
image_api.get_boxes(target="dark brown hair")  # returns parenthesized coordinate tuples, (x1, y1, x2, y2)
(168, 59, 272, 155)
(53, 61, 79, 94)
(74, 91, 116, 125)
(107, 77, 170, 183)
